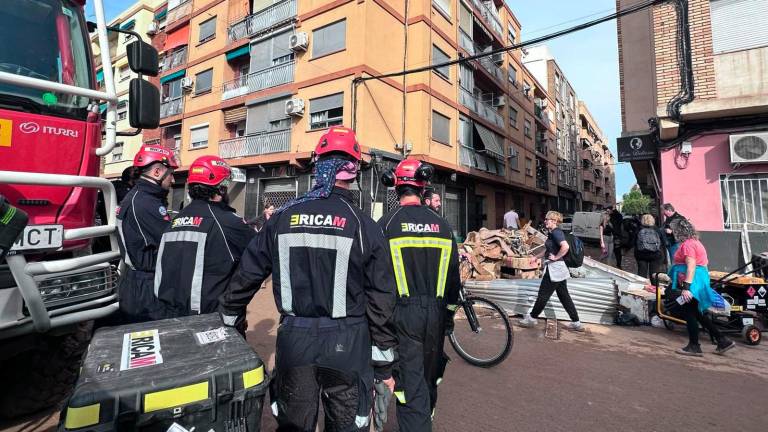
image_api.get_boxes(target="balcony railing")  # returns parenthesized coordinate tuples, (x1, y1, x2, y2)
(166, 0, 191, 25)
(222, 61, 295, 100)
(535, 136, 548, 155)
(459, 87, 504, 129)
(459, 30, 474, 55)
(228, 0, 297, 42)
(219, 130, 291, 159)
(476, 51, 505, 84)
(160, 47, 187, 73)
(160, 97, 183, 118)
(471, 0, 503, 38)
(460, 146, 504, 176)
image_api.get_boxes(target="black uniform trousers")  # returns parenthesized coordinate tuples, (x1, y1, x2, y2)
(530, 270, 580, 322)
(272, 316, 373, 432)
(393, 296, 449, 432)
(118, 268, 162, 323)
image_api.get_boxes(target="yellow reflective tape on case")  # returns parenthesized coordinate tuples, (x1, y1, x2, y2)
(394, 390, 406, 404)
(64, 403, 100, 429)
(243, 365, 265, 389)
(144, 382, 209, 413)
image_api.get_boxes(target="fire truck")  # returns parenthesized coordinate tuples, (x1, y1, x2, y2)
(0, 0, 159, 417)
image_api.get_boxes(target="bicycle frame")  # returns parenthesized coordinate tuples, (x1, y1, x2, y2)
(458, 285, 481, 333)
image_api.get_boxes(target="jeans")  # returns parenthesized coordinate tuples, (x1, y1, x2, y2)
(530, 271, 580, 322)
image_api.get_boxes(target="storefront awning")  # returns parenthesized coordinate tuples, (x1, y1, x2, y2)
(159, 69, 185, 84)
(96, 69, 103, 82)
(223, 106, 247, 124)
(474, 123, 504, 160)
(164, 25, 190, 51)
(225, 45, 250, 61)
(155, 8, 168, 20)
(119, 19, 135, 30)
(99, 103, 107, 113)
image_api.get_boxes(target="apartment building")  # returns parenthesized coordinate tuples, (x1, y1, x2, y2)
(578, 102, 615, 211)
(92, 0, 164, 178)
(617, 0, 768, 268)
(131, 0, 608, 237)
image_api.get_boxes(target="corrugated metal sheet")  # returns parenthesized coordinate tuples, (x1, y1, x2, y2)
(710, 0, 768, 54)
(464, 278, 618, 325)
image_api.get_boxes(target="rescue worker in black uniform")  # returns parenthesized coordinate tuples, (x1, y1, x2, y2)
(0, 194, 28, 260)
(116, 145, 177, 322)
(378, 159, 462, 431)
(219, 126, 398, 432)
(154, 156, 254, 318)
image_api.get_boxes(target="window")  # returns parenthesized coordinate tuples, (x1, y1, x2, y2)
(117, 100, 128, 121)
(119, 65, 130, 82)
(246, 96, 292, 134)
(720, 174, 768, 230)
(432, 110, 450, 145)
(198, 16, 216, 44)
(550, 169, 556, 185)
(523, 81, 532, 98)
(249, 30, 296, 72)
(508, 25, 516, 44)
(508, 65, 517, 86)
(190, 124, 209, 149)
(432, 45, 450, 79)
(524, 119, 532, 138)
(112, 142, 124, 162)
(710, 0, 768, 54)
(433, 0, 451, 17)
(163, 78, 183, 100)
(525, 158, 532, 176)
(312, 20, 346, 58)
(554, 73, 561, 94)
(509, 107, 518, 129)
(509, 145, 519, 171)
(309, 93, 344, 130)
(195, 68, 213, 94)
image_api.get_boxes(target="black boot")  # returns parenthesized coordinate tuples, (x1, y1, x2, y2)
(676, 344, 703, 357)
(715, 338, 736, 355)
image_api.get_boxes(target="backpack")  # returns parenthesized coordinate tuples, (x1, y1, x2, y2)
(635, 227, 661, 253)
(564, 232, 584, 268)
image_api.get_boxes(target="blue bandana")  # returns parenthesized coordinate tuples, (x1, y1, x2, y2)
(275, 157, 351, 215)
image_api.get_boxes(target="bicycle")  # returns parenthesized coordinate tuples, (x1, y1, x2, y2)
(448, 283, 513, 367)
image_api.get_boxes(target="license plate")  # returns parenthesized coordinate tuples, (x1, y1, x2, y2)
(11, 225, 63, 251)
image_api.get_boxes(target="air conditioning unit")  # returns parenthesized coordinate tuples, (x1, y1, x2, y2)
(492, 95, 506, 107)
(491, 52, 504, 65)
(729, 132, 768, 163)
(180, 77, 193, 90)
(507, 146, 518, 158)
(147, 22, 159, 35)
(285, 98, 305, 116)
(523, 83, 531, 97)
(289, 32, 308, 52)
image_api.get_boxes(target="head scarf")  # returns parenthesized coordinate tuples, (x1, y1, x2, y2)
(275, 157, 353, 215)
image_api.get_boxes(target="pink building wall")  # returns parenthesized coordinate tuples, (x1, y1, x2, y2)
(660, 134, 768, 231)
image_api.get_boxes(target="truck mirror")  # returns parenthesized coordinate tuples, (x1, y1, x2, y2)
(129, 79, 160, 129)
(127, 41, 159, 77)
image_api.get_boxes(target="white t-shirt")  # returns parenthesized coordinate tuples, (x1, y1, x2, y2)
(503, 210, 519, 229)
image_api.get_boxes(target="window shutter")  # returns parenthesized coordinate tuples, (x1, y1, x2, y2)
(710, 0, 768, 54)
(190, 126, 208, 144)
(310, 93, 343, 114)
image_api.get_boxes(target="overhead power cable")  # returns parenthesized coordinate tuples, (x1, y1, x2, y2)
(355, 0, 666, 83)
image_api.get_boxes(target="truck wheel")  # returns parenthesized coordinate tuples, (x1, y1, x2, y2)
(0, 321, 93, 419)
(742, 325, 761, 346)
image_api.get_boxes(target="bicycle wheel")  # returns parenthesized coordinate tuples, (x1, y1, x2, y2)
(449, 296, 513, 367)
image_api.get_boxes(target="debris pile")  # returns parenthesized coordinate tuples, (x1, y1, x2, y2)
(459, 224, 547, 281)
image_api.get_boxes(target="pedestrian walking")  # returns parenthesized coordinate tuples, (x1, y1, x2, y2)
(116, 145, 178, 323)
(379, 159, 461, 431)
(668, 218, 735, 356)
(154, 156, 254, 319)
(634, 214, 666, 280)
(662, 203, 686, 262)
(218, 126, 397, 431)
(519, 211, 585, 332)
(598, 209, 614, 263)
(503, 207, 520, 230)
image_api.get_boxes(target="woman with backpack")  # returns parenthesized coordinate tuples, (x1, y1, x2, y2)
(634, 214, 667, 280)
(518, 211, 585, 332)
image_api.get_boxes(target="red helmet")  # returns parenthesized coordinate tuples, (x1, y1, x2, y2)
(314, 126, 361, 161)
(133, 145, 179, 169)
(382, 159, 435, 188)
(188, 155, 232, 187)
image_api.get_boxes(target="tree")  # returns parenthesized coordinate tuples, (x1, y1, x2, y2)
(621, 187, 651, 215)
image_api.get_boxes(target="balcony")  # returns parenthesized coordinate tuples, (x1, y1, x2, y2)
(160, 97, 183, 118)
(228, 0, 297, 42)
(459, 87, 505, 129)
(535, 135, 548, 155)
(471, 0, 503, 39)
(475, 48, 505, 84)
(219, 130, 291, 159)
(166, 0, 191, 25)
(459, 146, 504, 176)
(222, 61, 295, 100)
(160, 47, 187, 73)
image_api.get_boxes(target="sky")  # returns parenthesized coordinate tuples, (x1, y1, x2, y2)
(87, 0, 637, 199)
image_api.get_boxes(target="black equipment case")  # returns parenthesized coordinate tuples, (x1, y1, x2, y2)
(59, 314, 267, 431)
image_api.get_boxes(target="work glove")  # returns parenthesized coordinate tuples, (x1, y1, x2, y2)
(373, 378, 394, 432)
(0, 197, 28, 261)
